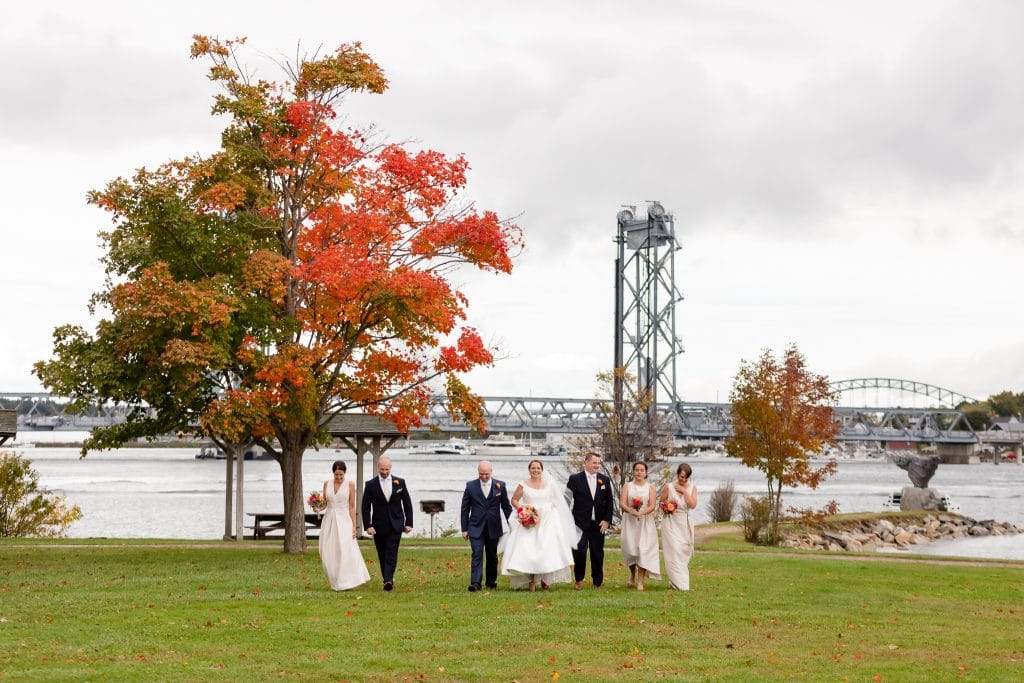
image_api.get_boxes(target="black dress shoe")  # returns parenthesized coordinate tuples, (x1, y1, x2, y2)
(468, 583, 480, 592)
(485, 583, 497, 590)
(383, 581, 394, 591)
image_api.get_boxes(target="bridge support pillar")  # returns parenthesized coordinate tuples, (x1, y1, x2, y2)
(936, 443, 976, 464)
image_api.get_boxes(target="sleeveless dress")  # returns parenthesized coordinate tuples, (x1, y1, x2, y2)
(619, 481, 661, 580)
(660, 484, 695, 590)
(499, 478, 577, 588)
(319, 480, 370, 591)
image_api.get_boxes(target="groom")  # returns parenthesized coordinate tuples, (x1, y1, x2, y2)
(362, 456, 413, 591)
(460, 460, 513, 592)
(566, 452, 614, 589)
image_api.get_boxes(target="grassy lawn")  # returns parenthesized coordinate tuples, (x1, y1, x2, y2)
(1, 535, 1022, 681)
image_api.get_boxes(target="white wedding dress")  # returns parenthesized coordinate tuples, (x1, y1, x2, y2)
(319, 480, 370, 591)
(500, 476, 578, 588)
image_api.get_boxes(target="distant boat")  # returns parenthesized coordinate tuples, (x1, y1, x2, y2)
(196, 446, 272, 460)
(475, 433, 532, 457)
(195, 447, 225, 460)
(244, 448, 274, 461)
(532, 443, 567, 457)
(433, 438, 475, 456)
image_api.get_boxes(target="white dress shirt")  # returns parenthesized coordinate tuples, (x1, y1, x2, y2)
(380, 475, 392, 501)
(587, 472, 598, 519)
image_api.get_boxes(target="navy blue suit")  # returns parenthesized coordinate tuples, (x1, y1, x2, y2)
(362, 475, 414, 584)
(566, 470, 614, 586)
(460, 478, 513, 588)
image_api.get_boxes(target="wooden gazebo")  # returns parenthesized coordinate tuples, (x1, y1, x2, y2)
(0, 409, 16, 447)
(221, 414, 402, 540)
(326, 413, 402, 532)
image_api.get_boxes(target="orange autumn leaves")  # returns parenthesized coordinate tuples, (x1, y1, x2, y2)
(176, 34, 517, 438)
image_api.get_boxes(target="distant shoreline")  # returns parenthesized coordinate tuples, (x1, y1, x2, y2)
(28, 439, 206, 449)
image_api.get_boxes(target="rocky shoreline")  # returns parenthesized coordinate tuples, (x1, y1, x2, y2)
(783, 514, 1022, 553)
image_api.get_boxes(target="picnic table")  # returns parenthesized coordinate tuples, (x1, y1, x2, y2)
(247, 512, 323, 539)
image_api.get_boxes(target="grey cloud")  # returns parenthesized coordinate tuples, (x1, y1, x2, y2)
(358, 2, 1024, 251)
(0, 40, 220, 147)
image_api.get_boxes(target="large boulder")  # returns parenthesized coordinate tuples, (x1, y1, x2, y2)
(899, 486, 944, 512)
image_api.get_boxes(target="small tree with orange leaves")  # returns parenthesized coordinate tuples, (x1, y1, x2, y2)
(726, 344, 838, 545)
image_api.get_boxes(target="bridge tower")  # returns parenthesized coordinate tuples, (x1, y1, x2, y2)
(614, 202, 685, 410)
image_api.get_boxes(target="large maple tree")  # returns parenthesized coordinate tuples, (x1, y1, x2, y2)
(35, 36, 520, 552)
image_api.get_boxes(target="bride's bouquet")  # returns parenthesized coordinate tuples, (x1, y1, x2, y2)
(307, 491, 326, 514)
(659, 500, 678, 515)
(517, 504, 539, 528)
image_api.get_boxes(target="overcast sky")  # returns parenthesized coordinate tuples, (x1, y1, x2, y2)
(2, 1, 1023, 406)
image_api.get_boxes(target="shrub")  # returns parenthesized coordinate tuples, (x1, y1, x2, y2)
(706, 479, 738, 522)
(784, 500, 841, 530)
(739, 495, 772, 544)
(0, 451, 82, 537)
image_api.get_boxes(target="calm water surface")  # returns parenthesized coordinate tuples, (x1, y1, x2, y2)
(15, 433, 1024, 560)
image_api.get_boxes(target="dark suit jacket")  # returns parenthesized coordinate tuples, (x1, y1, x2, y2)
(566, 471, 614, 529)
(362, 475, 414, 534)
(460, 478, 513, 539)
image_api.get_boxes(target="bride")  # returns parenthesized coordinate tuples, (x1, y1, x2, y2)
(500, 460, 579, 591)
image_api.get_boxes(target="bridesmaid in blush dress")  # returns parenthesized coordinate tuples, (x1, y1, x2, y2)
(319, 460, 370, 591)
(659, 462, 698, 590)
(618, 461, 661, 590)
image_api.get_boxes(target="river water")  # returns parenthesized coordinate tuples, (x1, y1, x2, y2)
(12, 433, 1024, 560)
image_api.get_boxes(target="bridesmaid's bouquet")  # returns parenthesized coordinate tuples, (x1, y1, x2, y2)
(631, 496, 643, 511)
(307, 491, 326, 514)
(660, 500, 678, 515)
(517, 504, 539, 528)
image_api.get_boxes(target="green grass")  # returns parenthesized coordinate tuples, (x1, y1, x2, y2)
(1, 538, 1022, 681)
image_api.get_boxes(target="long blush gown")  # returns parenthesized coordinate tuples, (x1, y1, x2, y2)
(619, 481, 662, 580)
(659, 484, 695, 590)
(500, 478, 577, 588)
(319, 480, 370, 591)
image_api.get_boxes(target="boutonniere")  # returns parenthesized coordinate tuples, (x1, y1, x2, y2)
(393, 479, 401, 486)
(495, 483, 501, 490)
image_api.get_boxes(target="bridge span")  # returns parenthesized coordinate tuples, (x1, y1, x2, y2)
(2, 388, 982, 444)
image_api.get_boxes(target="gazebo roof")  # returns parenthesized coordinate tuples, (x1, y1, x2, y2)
(325, 413, 401, 438)
(0, 409, 16, 446)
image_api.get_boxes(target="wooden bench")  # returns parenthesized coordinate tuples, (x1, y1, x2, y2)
(247, 512, 323, 539)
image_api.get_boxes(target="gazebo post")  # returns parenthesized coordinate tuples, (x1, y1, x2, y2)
(234, 443, 245, 541)
(223, 448, 234, 540)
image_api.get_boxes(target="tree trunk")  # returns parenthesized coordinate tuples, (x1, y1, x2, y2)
(279, 447, 307, 554)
